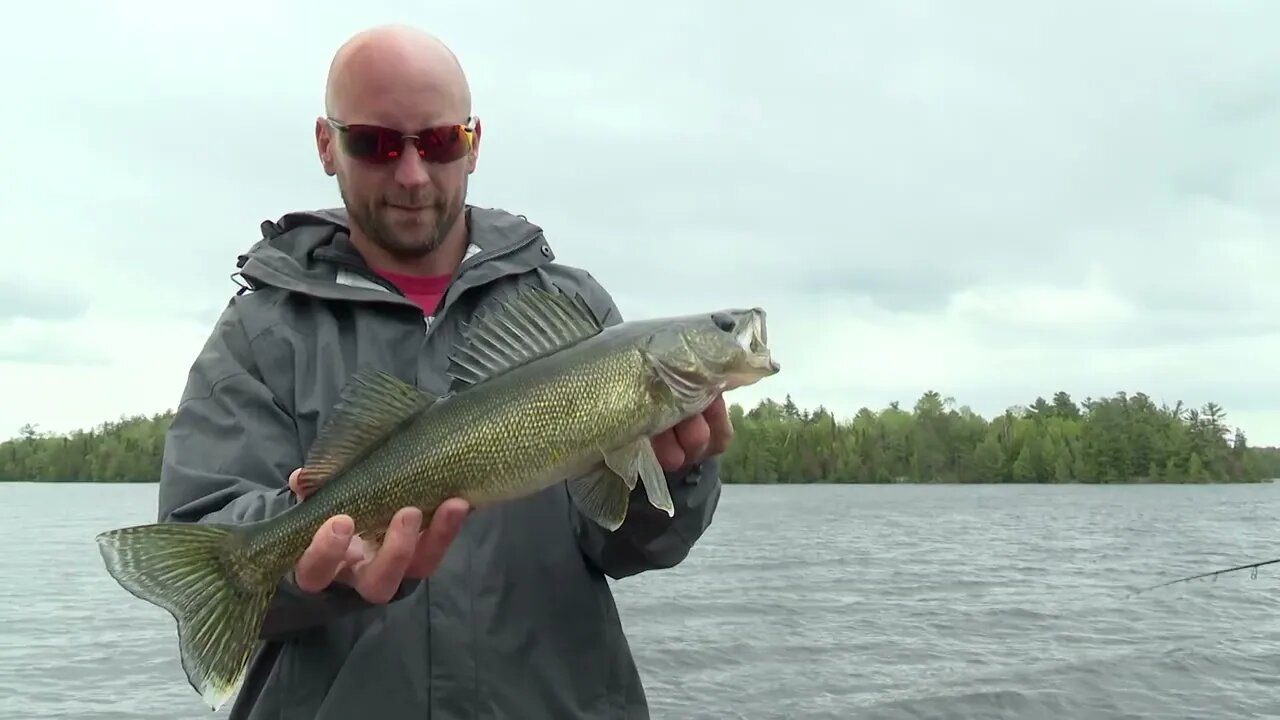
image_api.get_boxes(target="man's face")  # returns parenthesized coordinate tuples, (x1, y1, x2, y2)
(317, 88, 480, 263)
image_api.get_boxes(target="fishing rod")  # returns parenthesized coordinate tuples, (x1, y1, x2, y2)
(1128, 556, 1280, 597)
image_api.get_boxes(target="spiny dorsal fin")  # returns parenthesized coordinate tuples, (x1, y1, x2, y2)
(296, 368, 432, 497)
(446, 285, 604, 390)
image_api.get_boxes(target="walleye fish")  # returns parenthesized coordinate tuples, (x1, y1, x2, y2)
(94, 285, 780, 710)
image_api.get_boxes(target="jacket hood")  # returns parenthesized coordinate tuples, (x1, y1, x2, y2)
(232, 205, 553, 303)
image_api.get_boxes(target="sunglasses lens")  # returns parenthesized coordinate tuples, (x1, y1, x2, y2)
(416, 125, 471, 163)
(340, 126, 402, 163)
(336, 122, 473, 164)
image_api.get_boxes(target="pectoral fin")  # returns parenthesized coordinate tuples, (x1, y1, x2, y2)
(567, 439, 676, 530)
(603, 438, 674, 517)
(567, 465, 632, 531)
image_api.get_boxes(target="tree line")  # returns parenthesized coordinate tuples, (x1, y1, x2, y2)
(719, 390, 1280, 483)
(2, 390, 1278, 484)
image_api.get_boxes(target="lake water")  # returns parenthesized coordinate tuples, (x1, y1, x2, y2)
(2, 482, 1278, 719)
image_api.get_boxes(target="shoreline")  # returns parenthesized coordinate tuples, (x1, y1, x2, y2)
(8, 393, 1279, 486)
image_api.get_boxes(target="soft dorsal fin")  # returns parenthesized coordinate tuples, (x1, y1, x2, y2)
(446, 286, 604, 390)
(296, 368, 433, 497)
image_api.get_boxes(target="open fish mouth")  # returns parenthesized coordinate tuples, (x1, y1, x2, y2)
(742, 308, 779, 374)
(751, 307, 768, 347)
(726, 307, 779, 376)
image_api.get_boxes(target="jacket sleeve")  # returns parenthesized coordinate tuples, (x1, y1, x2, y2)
(156, 300, 416, 641)
(556, 270, 724, 579)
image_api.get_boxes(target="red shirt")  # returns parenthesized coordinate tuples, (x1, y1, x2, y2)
(374, 268, 452, 316)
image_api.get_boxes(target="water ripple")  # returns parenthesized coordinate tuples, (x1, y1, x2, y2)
(3, 482, 1280, 718)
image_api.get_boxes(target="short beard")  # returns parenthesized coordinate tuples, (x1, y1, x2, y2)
(339, 178, 465, 262)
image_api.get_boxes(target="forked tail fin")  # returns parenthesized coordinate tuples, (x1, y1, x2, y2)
(95, 522, 276, 710)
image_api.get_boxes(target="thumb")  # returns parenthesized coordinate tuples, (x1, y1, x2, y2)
(288, 467, 308, 499)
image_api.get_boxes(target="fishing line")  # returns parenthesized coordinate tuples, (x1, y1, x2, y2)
(1126, 557, 1280, 598)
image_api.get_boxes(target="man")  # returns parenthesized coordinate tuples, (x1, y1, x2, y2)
(156, 24, 730, 720)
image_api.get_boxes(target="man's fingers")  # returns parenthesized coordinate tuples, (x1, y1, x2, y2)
(651, 428, 685, 471)
(295, 499, 470, 598)
(702, 394, 733, 456)
(405, 499, 470, 579)
(674, 413, 711, 466)
(351, 507, 421, 604)
(295, 514, 354, 593)
(350, 535, 373, 565)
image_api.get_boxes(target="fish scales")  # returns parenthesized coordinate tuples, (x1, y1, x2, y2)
(92, 285, 780, 710)
(251, 337, 651, 572)
(421, 338, 651, 504)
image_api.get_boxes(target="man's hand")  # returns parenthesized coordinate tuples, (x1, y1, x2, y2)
(650, 393, 734, 472)
(286, 468, 471, 604)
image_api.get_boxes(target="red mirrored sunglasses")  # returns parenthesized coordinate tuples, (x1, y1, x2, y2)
(325, 117, 479, 165)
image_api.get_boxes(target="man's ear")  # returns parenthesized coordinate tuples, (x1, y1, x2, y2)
(466, 117, 482, 173)
(316, 117, 337, 176)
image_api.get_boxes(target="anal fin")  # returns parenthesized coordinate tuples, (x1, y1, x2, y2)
(296, 368, 433, 497)
(358, 528, 388, 556)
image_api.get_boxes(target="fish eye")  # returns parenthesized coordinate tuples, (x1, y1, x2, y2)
(711, 312, 736, 332)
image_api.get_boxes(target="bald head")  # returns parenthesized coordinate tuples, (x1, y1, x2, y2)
(315, 26, 481, 278)
(324, 25, 471, 121)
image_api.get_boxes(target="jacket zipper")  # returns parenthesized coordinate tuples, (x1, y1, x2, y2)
(422, 230, 544, 342)
(416, 228, 542, 719)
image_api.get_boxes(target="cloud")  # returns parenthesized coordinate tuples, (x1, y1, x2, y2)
(0, 312, 117, 367)
(0, 282, 89, 323)
(4, 0, 1280, 447)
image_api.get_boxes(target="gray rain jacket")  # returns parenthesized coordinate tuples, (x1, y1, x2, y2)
(155, 206, 722, 720)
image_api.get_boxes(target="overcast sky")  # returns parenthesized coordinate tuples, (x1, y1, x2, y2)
(4, 1, 1280, 446)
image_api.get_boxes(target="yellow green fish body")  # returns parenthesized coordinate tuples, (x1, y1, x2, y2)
(94, 286, 779, 710)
